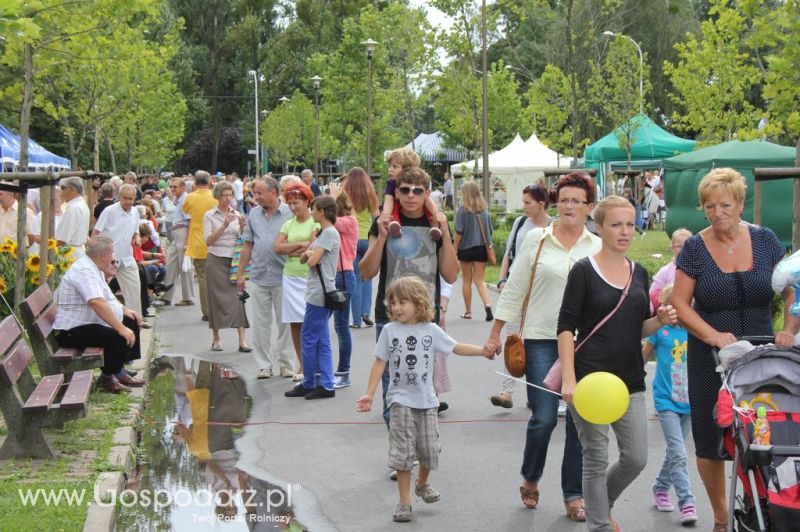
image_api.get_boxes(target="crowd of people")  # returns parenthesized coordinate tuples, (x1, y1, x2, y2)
(4, 160, 797, 532)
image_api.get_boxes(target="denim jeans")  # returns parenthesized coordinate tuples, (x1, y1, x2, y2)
(334, 271, 355, 373)
(351, 239, 372, 325)
(376, 320, 390, 429)
(520, 340, 583, 501)
(654, 410, 695, 508)
(300, 303, 334, 391)
(571, 392, 648, 531)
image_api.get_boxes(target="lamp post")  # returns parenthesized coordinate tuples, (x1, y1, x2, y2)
(602, 31, 643, 114)
(480, 0, 489, 200)
(311, 75, 322, 176)
(248, 69, 261, 176)
(362, 38, 378, 175)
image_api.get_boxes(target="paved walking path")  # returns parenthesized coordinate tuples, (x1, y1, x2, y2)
(155, 278, 718, 531)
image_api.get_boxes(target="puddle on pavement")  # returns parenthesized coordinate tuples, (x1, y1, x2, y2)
(117, 355, 306, 531)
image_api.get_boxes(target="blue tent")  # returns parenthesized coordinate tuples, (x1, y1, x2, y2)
(0, 124, 71, 172)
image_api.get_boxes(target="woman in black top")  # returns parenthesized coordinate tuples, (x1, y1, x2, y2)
(558, 196, 676, 531)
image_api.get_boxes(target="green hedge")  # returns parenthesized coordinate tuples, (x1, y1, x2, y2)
(492, 228, 509, 261)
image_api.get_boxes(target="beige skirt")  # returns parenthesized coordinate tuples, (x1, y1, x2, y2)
(206, 253, 249, 330)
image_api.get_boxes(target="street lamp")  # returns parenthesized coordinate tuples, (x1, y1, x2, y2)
(504, 63, 534, 81)
(361, 38, 378, 175)
(311, 74, 323, 176)
(602, 31, 643, 114)
(480, 0, 489, 200)
(248, 69, 261, 176)
(278, 96, 290, 104)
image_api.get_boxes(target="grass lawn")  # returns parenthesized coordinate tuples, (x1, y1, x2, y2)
(482, 229, 672, 285)
(0, 387, 139, 530)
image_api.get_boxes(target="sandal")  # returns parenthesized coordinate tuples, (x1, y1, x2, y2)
(519, 484, 539, 509)
(565, 499, 586, 522)
(609, 514, 621, 532)
(392, 503, 412, 522)
(712, 523, 727, 532)
(460, 312, 472, 319)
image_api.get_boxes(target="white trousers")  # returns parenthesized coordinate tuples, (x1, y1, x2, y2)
(162, 226, 194, 302)
(250, 282, 293, 372)
(116, 262, 142, 315)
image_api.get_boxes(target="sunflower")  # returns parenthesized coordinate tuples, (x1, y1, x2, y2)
(61, 246, 74, 258)
(0, 277, 6, 294)
(1, 236, 14, 248)
(47, 238, 58, 251)
(25, 254, 40, 273)
(0, 244, 12, 254)
(46, 264, 54, 278)
(31, 275, 40, 286)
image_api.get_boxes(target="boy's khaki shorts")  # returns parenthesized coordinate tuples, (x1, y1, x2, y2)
(388, 403, 440, 471)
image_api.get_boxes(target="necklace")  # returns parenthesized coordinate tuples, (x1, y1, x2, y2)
(715, 225, 743, 255)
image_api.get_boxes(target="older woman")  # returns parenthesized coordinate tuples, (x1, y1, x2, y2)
(203, 180, 250, 352)
(275, 183, 319, 380)
(484, 173, 600, 521)
(672, 168, 799, 532)
(455, 180, 493, 321)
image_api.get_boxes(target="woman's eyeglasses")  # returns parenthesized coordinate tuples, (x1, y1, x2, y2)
(397, 186, 426, 196)
(558, 198, 589, 206)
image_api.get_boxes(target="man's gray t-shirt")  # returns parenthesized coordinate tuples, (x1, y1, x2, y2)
(242, 203, 292, 287)
(375, 322, 457, 409)
(305, 226, 340, 307)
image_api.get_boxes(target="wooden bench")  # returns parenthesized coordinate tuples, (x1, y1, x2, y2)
(0, 315, 93, 458)
(19, 284, 104, 378)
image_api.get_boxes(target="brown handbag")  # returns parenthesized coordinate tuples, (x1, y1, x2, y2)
(503, 237, 546, 377)
(476, 213, 497, 265)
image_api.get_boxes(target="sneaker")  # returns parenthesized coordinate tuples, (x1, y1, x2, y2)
(679, 503, 698, 525)
(280, 367, 294, 378)
(292, 373, 304, 382)
(389, 469, 398, 481)
(362, 316, 374, 327)
(257, 369, 272, 379)
(653, 490, 674, 512)
(414, 483, 440, 503)
(333, 373, 351, 389)
(429, 226, 442, 241)
(285, 384, 312, 397)
(349, 323, 363, 329)
(392, 503, 412, 522)
(305, 386, 335, 400)
(388, 221, 402, 238)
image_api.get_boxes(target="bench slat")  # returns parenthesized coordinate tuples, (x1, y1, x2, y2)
(53, 348, 79, 361)
(0, 316, 23, 357)
(80, 347, 104, 361)
(0, 340, 34, 387)
(23, 374, 64, 412)
(21, 284, 53, 319)
(33, 306, 56, 342)
(59, 370, 93, 410)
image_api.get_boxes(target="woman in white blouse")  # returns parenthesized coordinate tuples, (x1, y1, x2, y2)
(203, 180, 251, 352)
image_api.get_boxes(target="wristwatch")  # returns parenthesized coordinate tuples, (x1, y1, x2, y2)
(496, 279, 507, 289)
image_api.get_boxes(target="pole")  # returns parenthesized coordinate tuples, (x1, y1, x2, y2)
(254, 74, 260, 177)
(795, 137, 800, 252)
(314, 84, 320, 176)
(481, 0, 490, 200)
(367, 54, 373, 176)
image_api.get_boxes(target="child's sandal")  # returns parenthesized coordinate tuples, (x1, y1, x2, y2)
(460, 312, 472, 319)
(392, 503, 412, 522)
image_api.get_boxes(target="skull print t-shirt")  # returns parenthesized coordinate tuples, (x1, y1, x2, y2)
(374, 322, 457, 410)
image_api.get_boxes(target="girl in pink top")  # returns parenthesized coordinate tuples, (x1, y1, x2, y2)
(650, 228, 692, 312)
(331, 191, 360, 388)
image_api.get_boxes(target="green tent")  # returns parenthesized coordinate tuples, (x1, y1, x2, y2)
(663, 139, 797, 247)
(584, 114, 697, 165)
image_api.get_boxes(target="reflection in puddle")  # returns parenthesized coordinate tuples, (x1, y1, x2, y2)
(117, 355, 305, 531)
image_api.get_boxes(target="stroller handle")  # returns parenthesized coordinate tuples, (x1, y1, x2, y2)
(711, 336, 775, 366)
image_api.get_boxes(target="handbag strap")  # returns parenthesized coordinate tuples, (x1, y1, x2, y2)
(519, 236, 546, 331)
(476, 212, 491, 247)
(575, 259, 635, 352)
(316, 265, 330, 296)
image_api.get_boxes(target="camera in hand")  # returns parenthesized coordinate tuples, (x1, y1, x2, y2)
(238, 290, 250, 302)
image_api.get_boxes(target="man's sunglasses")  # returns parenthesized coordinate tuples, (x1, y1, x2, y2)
(397, 186, 426, 196)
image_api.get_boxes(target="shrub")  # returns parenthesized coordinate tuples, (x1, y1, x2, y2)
(492, 228, 509, 260)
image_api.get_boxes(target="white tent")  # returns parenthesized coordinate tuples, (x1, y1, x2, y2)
(449, 134, 571, 212)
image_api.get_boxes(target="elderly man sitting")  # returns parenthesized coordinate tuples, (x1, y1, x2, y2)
(53, 235, 146, 393)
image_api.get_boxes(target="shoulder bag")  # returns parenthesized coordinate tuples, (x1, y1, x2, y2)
(543, 259, 635, 392)
(476, 212, 497, 266)
(503, 236, 546, 377)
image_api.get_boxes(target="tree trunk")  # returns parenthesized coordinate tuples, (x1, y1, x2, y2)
(565, 0, 579, 162)
(105, 131, 117, 174)
(15, 43, 34, 311)
(93, 127, 100, 172)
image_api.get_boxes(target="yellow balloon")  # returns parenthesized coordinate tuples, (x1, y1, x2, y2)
(574, 372, 630, 425)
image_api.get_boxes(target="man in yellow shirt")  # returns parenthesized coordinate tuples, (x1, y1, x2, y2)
(182, 170, 217, 320)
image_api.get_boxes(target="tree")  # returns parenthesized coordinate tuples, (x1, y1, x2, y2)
(521, 64, 573, 156)
(262, 90, 315, 172)
(664, 0, 765, 144)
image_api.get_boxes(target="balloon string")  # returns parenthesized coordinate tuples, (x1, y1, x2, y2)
(495, 371, 563, 397)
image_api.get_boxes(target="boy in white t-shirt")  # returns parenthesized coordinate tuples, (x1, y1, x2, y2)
(356, 276, 495, 522)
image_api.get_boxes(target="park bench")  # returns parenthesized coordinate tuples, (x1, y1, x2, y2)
(0, 315, 93, 458)
(20, 284, 103, 378)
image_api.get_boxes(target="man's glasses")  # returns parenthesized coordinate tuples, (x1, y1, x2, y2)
(558, 198, 589, 206)
(397, 186, 426, 196)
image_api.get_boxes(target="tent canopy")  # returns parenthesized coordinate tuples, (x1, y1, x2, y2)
(405, 132, 467, 163)
(584, 114, 697, 163)
(0, 124, 71, 171)
(663, 139, 797, 247)
(449, 133, 571, 212)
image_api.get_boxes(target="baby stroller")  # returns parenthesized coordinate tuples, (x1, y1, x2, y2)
(714, 336, 800, 532)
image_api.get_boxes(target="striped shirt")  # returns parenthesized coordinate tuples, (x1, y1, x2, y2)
(54, 256, 123, 330)
(202, 206, 242, 258)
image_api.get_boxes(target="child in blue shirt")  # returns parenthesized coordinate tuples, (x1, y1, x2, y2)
(642, 284, 697, 525)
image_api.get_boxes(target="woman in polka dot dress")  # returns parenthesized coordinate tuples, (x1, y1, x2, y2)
(672, 168, 799, 532)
